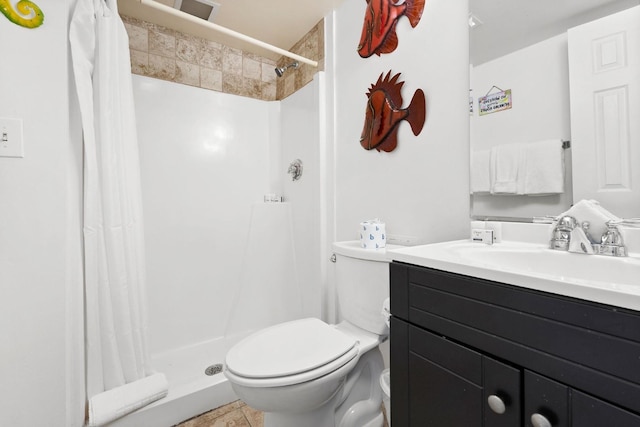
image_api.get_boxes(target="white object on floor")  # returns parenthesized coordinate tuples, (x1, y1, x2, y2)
(87, 373, 168, 427)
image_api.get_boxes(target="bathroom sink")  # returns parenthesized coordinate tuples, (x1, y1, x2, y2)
(388, 240, 640, 311)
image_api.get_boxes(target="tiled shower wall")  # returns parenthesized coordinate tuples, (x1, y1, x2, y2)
(121, 15, 324, 101)
(275, 20, 325, 100)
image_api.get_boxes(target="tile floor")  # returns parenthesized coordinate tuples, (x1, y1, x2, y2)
(175, 401, 262, 427)
(175, 400, 389, 427)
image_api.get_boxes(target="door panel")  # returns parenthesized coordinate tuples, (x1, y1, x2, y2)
(568, 6, 640, 217)
(408, 325, 483, 426)
(409, 353, 483, 426)
(572, 390, 640, 427)
(524, 370, 569, 427)
(483, 357, 522, 427)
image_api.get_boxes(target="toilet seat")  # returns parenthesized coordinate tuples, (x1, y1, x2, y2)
(225, 318, 360, 387)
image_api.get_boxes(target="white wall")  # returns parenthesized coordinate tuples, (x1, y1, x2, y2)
(0, 1, 84, 425)
(133, 76, 279, 353)
(471, 33, 573, 218)
(0, 1, 469, 423)
(280, 75, 324, 319)
(133, 74, 324, 351)
(330, 0, 470, 244)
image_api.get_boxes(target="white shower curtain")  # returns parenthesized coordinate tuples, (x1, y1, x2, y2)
(70, 0, 167, 425)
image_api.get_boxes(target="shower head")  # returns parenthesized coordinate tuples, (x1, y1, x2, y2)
(275, 61, 299, 77)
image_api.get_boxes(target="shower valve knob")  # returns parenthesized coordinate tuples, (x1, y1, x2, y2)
(287, 159, 303, 181)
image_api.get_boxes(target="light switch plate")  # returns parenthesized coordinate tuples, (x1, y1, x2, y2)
(0, 117, 24, 158)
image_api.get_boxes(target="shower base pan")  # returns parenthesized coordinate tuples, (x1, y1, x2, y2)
(109, 335, 241, 427)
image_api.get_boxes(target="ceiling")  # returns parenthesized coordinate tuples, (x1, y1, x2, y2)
(470, 0, 640, 65)
(118, 0, 640, 65)
(118, 0, 347, 61)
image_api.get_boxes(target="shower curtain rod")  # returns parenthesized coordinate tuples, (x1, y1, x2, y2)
(138, 0, 319, 67)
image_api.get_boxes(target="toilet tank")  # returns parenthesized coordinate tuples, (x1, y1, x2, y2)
(332, 241, 401, 335)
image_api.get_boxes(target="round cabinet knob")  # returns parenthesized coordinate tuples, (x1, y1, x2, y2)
(531, 413, 552, 427)
(487, 395, 506, 414)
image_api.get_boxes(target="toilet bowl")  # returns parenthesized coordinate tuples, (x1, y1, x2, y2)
(224, 241, 398, 427)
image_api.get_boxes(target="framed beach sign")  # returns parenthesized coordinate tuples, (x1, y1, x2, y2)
(478, 87, 512, 116)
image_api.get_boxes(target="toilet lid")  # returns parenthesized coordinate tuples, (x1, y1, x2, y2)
(225, 318, 357, 379)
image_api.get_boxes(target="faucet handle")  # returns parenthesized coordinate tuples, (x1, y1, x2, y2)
(601, 222, 624, 246)
(549, 215, 577, 251)
(594, 221, 627, 256)
(581, 221, 598, 244)
(556, 215, 578, 231)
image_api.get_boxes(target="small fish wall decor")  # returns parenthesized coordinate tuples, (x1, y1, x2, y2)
(360, 71, 426, 152)
(1, 0, 44, 28)
(358, 0, 425, 58)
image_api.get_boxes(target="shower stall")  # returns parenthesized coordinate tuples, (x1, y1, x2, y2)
(110, 73, 326, 426)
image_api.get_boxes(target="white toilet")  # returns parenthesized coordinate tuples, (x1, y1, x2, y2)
(224, 240, 396, 427)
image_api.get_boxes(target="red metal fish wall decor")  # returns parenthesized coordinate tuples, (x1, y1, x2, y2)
(360, 71, 426, 152)
(358, 0, 425, 58)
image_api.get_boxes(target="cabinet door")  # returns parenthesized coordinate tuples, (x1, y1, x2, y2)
(524, 371, 569, 427)
(390, 317, 410, 427)
(572, 390, 640, 427)
(483, 357, 521, 427)
(409, 325, 483, 426)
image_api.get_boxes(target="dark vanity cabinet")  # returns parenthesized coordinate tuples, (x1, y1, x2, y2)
(390, 262, 640, 427)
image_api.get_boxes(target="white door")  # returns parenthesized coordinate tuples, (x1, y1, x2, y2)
(568, 5, 640, 218)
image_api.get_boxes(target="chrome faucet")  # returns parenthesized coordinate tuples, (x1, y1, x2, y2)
(593, 222, 627, 257)
(287, 159, 303, 181)
(549, 215, 577, 251)
(580, 221, 598, 244)
(550, 217, 627, 257)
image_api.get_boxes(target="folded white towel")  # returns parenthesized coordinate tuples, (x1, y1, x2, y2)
(87, 373, 168, 427)
(522, 139, 564, 195)
(568, 228, 595, 254)
(490, 144, 523, 194)
(470, 150, 491, 193)
(554, 199, 620, 240)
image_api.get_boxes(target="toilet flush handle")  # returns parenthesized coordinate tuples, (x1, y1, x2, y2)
(330, 254, 336, 263)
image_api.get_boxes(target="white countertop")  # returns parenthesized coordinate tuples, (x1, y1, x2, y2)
(388, 239, 640, 312)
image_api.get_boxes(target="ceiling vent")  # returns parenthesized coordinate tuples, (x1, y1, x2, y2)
(174, 0, 221, 22)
